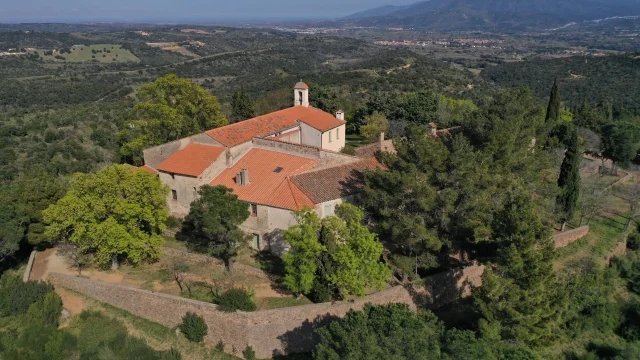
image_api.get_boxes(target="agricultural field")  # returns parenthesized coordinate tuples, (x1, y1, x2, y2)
(29, 43, 139, 63)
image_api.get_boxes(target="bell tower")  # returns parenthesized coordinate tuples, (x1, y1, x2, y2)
(294, 81, 309, 107)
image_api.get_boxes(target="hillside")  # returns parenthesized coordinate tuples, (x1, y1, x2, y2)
(480, 54, 640, 115)
(341, 0, 640, 31)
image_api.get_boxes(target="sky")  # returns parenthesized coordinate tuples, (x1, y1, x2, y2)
(0, 0, 417, 22)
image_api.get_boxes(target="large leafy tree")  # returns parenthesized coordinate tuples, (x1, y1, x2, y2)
(312, 303, 442, 360)
(283, 204, 390, 298)
(359, 112, 389, 142)
(230, 87, 256, 122)
(43, 165, 168, 269)
(119, 74, 228, 164)
(179, 185, 249, 271)
(282, 209, 325, 294)
(557, 127, 581, 218)
(475, 192, 565, 346)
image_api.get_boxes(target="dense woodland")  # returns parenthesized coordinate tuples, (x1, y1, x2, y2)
(1, 26, 640, 360)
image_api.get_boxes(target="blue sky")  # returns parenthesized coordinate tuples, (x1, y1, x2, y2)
(0, 0, 417, 22)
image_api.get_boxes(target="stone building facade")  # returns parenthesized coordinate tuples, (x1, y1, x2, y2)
(142, 82, 388, 254)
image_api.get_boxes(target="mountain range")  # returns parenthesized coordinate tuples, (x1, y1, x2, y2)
(341, 0, 640, 31)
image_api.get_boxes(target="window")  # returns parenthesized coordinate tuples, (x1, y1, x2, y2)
(171, 190, 177, 200)
(193, 187, 197, 196)
(337, 128, 340, 139)
(171, 173, 175, 179)
(328, 131, 332, 143)
(324, 203, 334, 217)
(252, 234, 260, 249)
(251, 204, 258, 217)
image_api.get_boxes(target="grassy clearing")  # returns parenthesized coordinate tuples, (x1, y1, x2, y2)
(163, 236, 190, 251)
(30, 44, 139, 63)
(255, 296, 313, 310)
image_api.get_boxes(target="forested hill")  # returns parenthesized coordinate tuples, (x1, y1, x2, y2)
(481, 54, 640, 115)
(340, 0, 640, 31)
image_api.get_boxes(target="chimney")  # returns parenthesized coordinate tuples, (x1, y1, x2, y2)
(225, 148, 233, 167)
(236, 172, 243, 186)
(379, 132, 385, 146)
(336, 109, 344, 121)
(242, 168, 250, 185)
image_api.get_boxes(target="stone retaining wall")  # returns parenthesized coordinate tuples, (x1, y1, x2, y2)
(23, 250, 37, 282)
(49, 273, 415, 358)
(553, 225, 590, 248)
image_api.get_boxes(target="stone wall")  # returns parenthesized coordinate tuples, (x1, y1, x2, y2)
(553, 225, 590, 248)
(49, 273, 414, 358)
(23, 250, 37, 282)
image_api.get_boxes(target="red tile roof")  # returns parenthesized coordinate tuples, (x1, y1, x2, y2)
(138, 165, 158, 175)
(291, 157, 384, 204)
(297, 108, 346, 132)
(294, 81, 309, 89)
(205, 106, 344, 147)
(210, 148, 319, 210)
(157, 143, 225, 177)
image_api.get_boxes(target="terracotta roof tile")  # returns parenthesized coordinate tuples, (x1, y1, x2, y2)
(205, 106, 344, 147)
(292, 157, 383, 204)
(210, 148, 319, 210)
(138, 165, 158, 175)
(294, 81, 309, 89)
(157, 143, 225, 177)
(354, 140, 396, 159)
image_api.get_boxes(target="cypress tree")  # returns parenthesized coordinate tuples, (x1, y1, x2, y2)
(545, 79, 561, 124)
(557, 127, 581, 217)
(231, 87, 256, 122)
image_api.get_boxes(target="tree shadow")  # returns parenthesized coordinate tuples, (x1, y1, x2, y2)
(404, 266, 474, 310)
(274, 313, 340, 357)
(252, 248, 291, 296)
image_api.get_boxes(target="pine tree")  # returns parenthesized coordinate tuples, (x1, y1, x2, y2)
(557, 127, 581, 217)
(475, 192, 566, 346)
(545, 79, 561, 124)
(231, 87, 256, 122)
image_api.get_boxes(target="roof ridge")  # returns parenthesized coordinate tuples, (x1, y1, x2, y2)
(287, 176, 317, 206)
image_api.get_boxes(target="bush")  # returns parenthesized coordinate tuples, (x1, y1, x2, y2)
(179, 312, 208, 342)
(0, 275, 55, 317)
(243, 345, 256, 360)
(216, 288, 256, 312)
(165, 216, 182, 230)
(310, 279, 332, 303)
(160, 348, 183, 360)
(25, 291, 63, 327)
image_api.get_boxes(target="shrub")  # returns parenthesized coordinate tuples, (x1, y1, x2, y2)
(215, 340, 225, 352)
(179, 312, 208, 342)
(25, 291, 63, 327)
(165, 216, 182, 230)
(216, 288, 256, 312)
(243, 345, 256, 360)
(310, 279, 332, 303)
(0, 275, 55, 317)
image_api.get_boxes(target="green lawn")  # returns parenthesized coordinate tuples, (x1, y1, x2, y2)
(30, 44, 139, 63)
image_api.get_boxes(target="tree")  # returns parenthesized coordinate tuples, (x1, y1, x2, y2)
(283, 205, 390, 298)
(58, 242, 90, 276)
(324, 204, 391, 297)
(312, 303, 442, 360)
(119, 74, 228, 164)
(179, 312, 208, 343)
(475, 192, 565, 346)
(545, 79, 561, 125)
(216, 287, 256, 312)
(230, 87, 255, 122)
(557, 127, 581, 219)
(359, 112, 389, 142)
(578, 177, 609, 226)
(161, 257, 190, 294)
(601, 123, 638, 174)
(242, 346, 257, 360)
(282, 209, 325, 294)
(180, 185, 249, 271)
(43, 165, 169, 269)
(618, 181, 640, 231)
